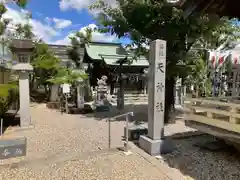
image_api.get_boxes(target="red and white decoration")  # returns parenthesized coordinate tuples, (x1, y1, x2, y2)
(208, 51, 229, 69)
(209, 51, 217, 68)
(231, 51, 240, 66)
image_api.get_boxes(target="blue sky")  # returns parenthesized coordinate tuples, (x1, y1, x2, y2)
(4, 0, 130, 45)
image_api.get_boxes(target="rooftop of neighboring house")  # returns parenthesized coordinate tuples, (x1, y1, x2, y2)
(48, 44, 72, 63)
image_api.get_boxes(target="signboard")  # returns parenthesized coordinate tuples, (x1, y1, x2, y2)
(0, 137, 27, 160)
(62, 84, 70, 94)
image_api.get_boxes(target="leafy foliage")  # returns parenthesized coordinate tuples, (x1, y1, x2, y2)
(31, 43, 61, 95)
(15, 23, 33, 39)
(90, 1, 233, 77)
(183, 18, 240, 97)
(68, 27, 93, 68)
(0, 3, 8, 36)
(15, 0, 28, 8)
(0, 83, 18, 118)
(0, 83, 18, 97)
(90, 0, 239, 121)
(48, 68, 88, 85)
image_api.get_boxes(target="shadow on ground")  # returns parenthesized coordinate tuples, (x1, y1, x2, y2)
(30, 91, 48, 103)
(81, 103, 184, 123)
(1, 112, 20, 134)
(161, 135, 240, 180)
(81, 104, 148, 122)
(131, 129, 240, 180)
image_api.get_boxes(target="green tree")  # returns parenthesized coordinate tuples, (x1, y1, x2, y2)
(90, 0, 233, 122)
(48, 67, 88, 85)
(67, 28, 93, 103)
(184, 19, 240, 97)
(15, 23, 33, 39)
(68, 27, 93, 68)
(31, 43, 61, 98)
(184, 51, 210, 97)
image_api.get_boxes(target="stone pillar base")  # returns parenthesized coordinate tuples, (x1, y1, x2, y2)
(139, 135, 175, 155)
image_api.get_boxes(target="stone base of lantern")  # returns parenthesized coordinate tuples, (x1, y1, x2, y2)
(139, 135, 175, 155)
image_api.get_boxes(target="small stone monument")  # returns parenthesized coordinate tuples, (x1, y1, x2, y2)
(95, 75, 110, 111)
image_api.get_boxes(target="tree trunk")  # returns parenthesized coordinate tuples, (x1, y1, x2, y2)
(164, 77, 175, 124)
(44, 85, 51, 101)
(196, 85, 199, 98)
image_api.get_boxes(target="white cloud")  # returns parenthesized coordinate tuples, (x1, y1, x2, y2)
(53, 23, 117, 45)
(45, 17, 72, 29)
(31, 19, 60, 41)
(2, 7, 60, 42)
(53, 18, 72, 29)
(1, 7, 117, 45)
(59, 0, 117, 13)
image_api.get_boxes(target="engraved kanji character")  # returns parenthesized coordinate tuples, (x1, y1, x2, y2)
(2, 149, 10, 156)
(159, 44, 164, 56)
(156, 102, 164, 112)
(157, 62, 164, 73)
(156, 82, 164, 92)
(15, 148, 23, 155)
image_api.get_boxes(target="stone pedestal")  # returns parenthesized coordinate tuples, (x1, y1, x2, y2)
(139, 136, 174, 155)
(19, 72, 31, 127)
(139, 39, 174, 155)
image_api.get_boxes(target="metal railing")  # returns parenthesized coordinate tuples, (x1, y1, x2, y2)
(108, 112, 134, 152)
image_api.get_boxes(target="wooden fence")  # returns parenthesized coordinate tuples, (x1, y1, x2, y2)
(184, 98, 240, 137)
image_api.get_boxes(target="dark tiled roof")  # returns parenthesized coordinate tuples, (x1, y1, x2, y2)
(10, 39, 34, 49)
(178, 0, 240, 18)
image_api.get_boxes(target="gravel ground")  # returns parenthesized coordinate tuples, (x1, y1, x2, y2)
(0, 103, 239, 180)
(0, 152, 171, 180)
(160, 135, 240, 180)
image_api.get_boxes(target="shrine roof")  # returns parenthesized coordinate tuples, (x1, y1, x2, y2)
(85, 42, 149, 67)
(177, 0, 240, 18)
(85, 42, 127, 60)
(102, 56, 149, 67)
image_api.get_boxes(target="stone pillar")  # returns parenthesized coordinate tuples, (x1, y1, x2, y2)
(144, 78, 147, 95)
(117, 74, 125, 111)
(77, 84, 84, 109)
(139, 39, 174, 155)
(175, 78, 182, 107)
(50, 84, 59, 102)
(181, 86, 186, 106)
(232, 69, 238, 96)
(19, 71, 31, 127)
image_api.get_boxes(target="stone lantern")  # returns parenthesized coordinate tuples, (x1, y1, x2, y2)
(9, 39, 34, 127)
